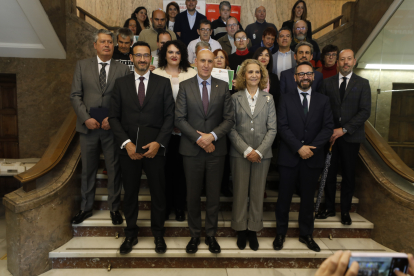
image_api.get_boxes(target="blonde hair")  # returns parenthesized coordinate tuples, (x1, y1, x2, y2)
(235, 59, 269, 91)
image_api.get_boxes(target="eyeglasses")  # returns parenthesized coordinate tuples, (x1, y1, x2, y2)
(200, 28, 211, 32)
(235, 37, 247, 42)
(325, 53, 337, 58)
(295, 27, 306, 31)
(295, 72, 314, 77)
(227, 23, 237, 28)
(132, 53, 151, 59)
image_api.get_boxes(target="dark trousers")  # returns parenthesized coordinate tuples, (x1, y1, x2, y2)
(165, 134, 186, 210)
(119, 154, 166, 238)
(221, 136, 231, 191)
(276, 161, 321, 236)
(324, 137, 360, 213)
(183, 151, 225, 238)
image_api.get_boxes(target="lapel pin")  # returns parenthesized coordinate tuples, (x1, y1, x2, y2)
(266, 96, 270, 102)
(216, 85, 218, 87)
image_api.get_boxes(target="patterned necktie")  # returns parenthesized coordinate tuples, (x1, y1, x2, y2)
(339, 76, 347, 102)
(301, 92, 308, 116)
(138, 76, 145, 106)
(99, 63, 107, 92)
(202, 81, 209, 115)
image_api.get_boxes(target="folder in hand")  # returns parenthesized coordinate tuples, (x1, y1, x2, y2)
(135, 126, 161, 154)
(89, 107, 109, 124)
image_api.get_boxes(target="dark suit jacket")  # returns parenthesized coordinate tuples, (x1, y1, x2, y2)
(218, 34, 252, 56)
(320, 73, 371, 143)
(268, 72, 281, 111)
(280, 67, 323, 94)
(277, 91, 334, 168)
(175, 75, 234, 157)
(282, 20, 313, 40)
(174, 11, 206, 46)
(108, 72, 175, 155)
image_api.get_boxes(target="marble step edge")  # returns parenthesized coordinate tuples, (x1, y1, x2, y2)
(73, 210, 374, 229)
(49, 237, 392, 259)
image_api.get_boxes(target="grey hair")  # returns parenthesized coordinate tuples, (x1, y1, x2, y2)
(94, 29, 115, 43)
(195, 41, 211, 53)
(255, 6, 266, 13)
(116, 27, 133, 42)
(293, 20, 308, 31)
(219, 1, 231, 10)
(294, 41, 314, 55)
(226, 16, 238, 24)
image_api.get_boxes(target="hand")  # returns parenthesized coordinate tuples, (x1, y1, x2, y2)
(149, 65, 156, 71)
(196, 131, 215, 148)
(395, 253, 414, 276)
(247, 150, 261, 163)
(173, 127, 181, 133)
(315, 250, 359, 276)
(125, 142, 143, 160)
(85, 118, 100, 130)
(101, 117, 111, 130)
(204, 143, 215, 153)
(298, 145, 316, 159)
(142, 141, 160, 158)
(330, 128, 345, 144)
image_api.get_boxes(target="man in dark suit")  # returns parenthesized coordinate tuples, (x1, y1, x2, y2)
(175, 49, 234, 254)
(109, 41, 175, 254)
(274, 61, 334, 252)
(316, 49, 371, 225)
(174, 0, 207, 46)
(70, 29, 130, 225)
(280, 41, 323, 94)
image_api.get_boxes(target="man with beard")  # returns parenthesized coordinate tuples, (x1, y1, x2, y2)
(279, 41, 323, 94)
(174, 0, 207, 46)
(290, 20, 321, 65)
(109, 41, 175, 254)
(273, 61, 333, 252)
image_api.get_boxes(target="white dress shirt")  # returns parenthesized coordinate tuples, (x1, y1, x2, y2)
(243, 89, 263, 159)
(339, 71, 353, 89)
(196, 74, 217, 141)
(276, 50, 292, 79)
(187, 10, 197, 30)
(298, 87, 312, 111)
(187, 37, 222, 63)
(97, 56, 111, 80)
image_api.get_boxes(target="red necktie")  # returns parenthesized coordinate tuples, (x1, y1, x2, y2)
(138, 76, 145, 106)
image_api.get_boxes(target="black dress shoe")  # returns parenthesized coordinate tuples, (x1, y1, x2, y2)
(236, 230, 247, 250)
(120, 237, 138, 254)
(71, 210, 93, 224)
(186, 237, 200, 254)
(299, 235, 320, 252)
(110, 211, 123, 225)
(315, 210, 336, 219)
(221, 187, 233, 197)
(341, 212, 352, 225)
(154, 237, 167, 254)
(205, 236, 221, 253)
(248, 230, 259, 251)
(175, 209, 185, 222)
(273, 234, 285, 251)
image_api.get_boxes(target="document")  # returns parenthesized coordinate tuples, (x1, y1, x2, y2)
(135, 126, 164, 155)
(211, 68, 234, 90)
(89, 107, 109, 124)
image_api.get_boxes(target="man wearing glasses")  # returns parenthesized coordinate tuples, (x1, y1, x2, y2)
(274, 61, 334, 252)
(211, 1, 243, 40)
(290, 20, 321, 65)
(228, 30, 254, 71)
(218, 17, 252, 56)
(109, 41, 175, 255)
(187, 19, 222, 64)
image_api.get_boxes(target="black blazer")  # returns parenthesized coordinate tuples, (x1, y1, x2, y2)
(174, 10, 207, 46)
(320, 73, 371, 143)
(268, 72, 281, 111)
(280, 67, 323, 94)
(108, 72, 175, 155)
(277, 91, 334, 168)
(282, 20, 312, 40)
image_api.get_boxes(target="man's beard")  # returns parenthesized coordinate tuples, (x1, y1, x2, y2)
(296, 79, 313, 90)
(134, 61, 149, 72)
(295, 34, 306, 41)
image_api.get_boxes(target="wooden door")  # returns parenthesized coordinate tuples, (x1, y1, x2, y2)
(388, 83, 414, 168)
(0, 74, 19, 158)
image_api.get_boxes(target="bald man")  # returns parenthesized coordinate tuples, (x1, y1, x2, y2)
(138, 10, 177, 52)
(245, 6, 278, 46)
(175, 49, 234, 254)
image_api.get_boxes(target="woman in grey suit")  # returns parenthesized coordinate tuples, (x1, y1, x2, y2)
(228, 59, 277, 250)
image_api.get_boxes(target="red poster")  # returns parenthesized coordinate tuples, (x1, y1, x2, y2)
(206, 3, 241, 23)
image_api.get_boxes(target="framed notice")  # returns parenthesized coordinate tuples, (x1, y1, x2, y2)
(163, 1, 206, 15)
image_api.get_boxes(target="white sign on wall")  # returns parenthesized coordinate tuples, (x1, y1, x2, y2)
(163, 1, 206, 16)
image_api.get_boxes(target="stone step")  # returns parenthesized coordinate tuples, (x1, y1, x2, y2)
(49, 237, 392, 269)
(72, 210, 373, 238)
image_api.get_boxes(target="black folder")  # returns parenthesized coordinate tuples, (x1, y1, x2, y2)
(135, 126, 161, 154)
(89, 107, 109, 124)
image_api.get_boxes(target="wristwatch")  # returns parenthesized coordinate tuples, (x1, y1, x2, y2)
(342, 128, 348, 134)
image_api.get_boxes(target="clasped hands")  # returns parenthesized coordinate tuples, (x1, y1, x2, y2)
(247, 150, 261, 163)
(85, 117, 110, 130)
(125, 141, 160, 160)
(196, 131, 215, 153)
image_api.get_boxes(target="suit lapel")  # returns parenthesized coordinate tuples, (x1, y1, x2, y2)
(127, 73, 141, 110)
(332, 74, 341, 106)
(190, 76, 206, 117)
(91, 58, 101, 91)
(252, 92, 267, 119)
(343, 74, 357, 102)
(104, 59, 117, 94)
(237, 91, 253, 119)
(289, 67, 296, 93)
(305, 92, 317, 126)
(293, 92, 306, 123)
(207, 78, 219, 116)
(141, 72, 156, 109)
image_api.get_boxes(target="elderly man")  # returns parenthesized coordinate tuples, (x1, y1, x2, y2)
(228, 30, 253, 71)
(272, 27, 295, 79)
(249, 27, 278, 55)
(138, 10, 177, 52)
(218, 17, 252, 56)
(290, 20, 320, 65)
(187, 19, 222, 64)
(245, 6, 278, 46)
(174, 0, 207, 46)
(211, 1, 243, 40)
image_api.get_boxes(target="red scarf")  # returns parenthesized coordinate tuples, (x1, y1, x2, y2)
(236, 48, 249, 56)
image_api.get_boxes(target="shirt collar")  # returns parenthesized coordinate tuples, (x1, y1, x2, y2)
(198, 37, 212, 44)
(97, 56, 111, 65)
(187, 10, 197, 17)
(256, 20, 267, 25)
(228, 35, 234, 41)
(278, 50, 292, 56)
(197, 74, 211, 86)
(298, 87, 312, 95)
(245, 88, 259, 100)
(339, 71, 352, 80)
(134, 69, 151, 81)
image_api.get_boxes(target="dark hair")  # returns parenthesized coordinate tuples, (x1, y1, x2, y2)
(277, 26, 292, 39)
(295, 61, 314, 73)
(290, 1, 308, 22)
(262, 27, 277, 38)
(131, 41, 151, 54)
(158, 40, 191, 72)
(199, 19, 212, 29)
(213, 49, 230, 68)
(123, 18, 139, 35)
(157, 29, 172, 42)
(321, 44, 339, 65)
(253, 47, 273, 72)
(233, 29, 247, 40)
(166, 2, 180, 21)
(131, 7, 150, 34)
(219, 1, 231, 10)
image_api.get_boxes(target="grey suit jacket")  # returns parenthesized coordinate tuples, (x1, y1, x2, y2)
(70, 57, 130, 134)
(320, 73, 371, 143)
(218, 34, 253, 56)
(175, 75, 234, 157)
(272, 51, 296, 75)
(228, 90, 277, 159)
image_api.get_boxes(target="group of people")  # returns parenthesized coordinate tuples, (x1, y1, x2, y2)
(70, 0, 371, 256)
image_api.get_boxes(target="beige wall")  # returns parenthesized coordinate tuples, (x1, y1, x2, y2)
(76, 0, 355, 39)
